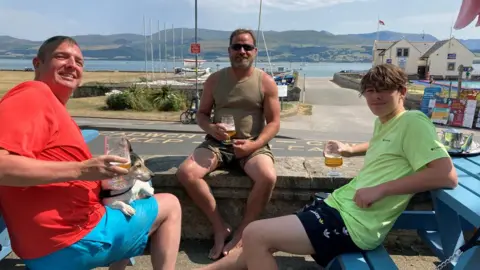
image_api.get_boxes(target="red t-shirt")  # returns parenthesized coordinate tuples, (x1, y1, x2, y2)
(0, 81, 105, 259)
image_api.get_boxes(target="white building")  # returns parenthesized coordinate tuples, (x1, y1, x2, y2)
(373, 37, 475, 79)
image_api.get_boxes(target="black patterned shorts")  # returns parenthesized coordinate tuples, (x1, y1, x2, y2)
(295, 197, 362, 267)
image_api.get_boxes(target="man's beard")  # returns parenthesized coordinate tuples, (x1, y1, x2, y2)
(230, 55, 253, 69)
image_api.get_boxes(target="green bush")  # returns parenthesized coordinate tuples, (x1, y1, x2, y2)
(106, 92, 131, 110)
(125, 86, 155, 111)
(104, 84, 186, 112)
(151, 85, 187, 112)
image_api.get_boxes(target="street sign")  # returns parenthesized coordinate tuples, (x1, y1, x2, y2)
(190, 43, 200, 54)
(277, 85, 288, 97)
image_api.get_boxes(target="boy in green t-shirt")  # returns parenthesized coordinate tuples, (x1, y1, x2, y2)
(198, 64, 458, 270)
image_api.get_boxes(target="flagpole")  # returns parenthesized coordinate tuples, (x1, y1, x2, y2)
(376, 15, 380, 42)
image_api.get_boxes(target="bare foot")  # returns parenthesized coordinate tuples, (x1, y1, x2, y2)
(208, 226, 232, 260)
(222, 231, 243, 256)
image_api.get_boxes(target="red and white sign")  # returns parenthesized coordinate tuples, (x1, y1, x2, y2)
(190, 43, 201, 54)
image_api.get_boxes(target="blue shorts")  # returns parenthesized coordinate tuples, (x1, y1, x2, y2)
(24, 196, 158, 270)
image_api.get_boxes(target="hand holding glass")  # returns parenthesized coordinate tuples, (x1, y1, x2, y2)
(324, 141, 343, 177)
(221, 115, 236, 145)
(104, 136, 131, 189)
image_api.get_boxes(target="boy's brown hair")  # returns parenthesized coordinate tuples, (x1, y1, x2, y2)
(360, 64, 408, 95)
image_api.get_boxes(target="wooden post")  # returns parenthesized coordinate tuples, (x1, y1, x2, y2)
(458, 64, 464, 96)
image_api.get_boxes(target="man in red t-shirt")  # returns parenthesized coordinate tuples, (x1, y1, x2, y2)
(0, 36, 181, 270)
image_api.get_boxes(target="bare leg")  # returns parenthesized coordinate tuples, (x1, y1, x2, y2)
(149, 193, 182, 270)
(242, 215, 315, 270)
(176, 148, 231, 260)
(196, 248, 247, 270)
(199, 215, 314, 270)
(223, 154, 276, 256)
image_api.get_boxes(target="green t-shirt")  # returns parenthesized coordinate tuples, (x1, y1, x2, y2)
(324, 110, 450, 250)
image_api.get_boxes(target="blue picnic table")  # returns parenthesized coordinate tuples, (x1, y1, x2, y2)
(418, 155, 480, 269)
(0, 129, 100, 262)
(327, 154, 480, 270)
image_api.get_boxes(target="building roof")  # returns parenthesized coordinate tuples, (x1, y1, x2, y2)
(374, 41, 394, 50)
(410, 42, 436, 54)
(420, 40, 450, 58)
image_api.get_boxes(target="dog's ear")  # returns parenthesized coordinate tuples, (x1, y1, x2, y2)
(126, 139, 133, 153)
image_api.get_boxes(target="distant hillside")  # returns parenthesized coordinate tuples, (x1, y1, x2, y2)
(1, 29, 479, 63)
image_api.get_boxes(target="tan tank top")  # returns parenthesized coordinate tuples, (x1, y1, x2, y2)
(212, 67, 265, 139)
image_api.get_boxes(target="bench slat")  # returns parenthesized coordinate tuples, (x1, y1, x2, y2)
(327, 253, 370, 270)
(454, 246, 480, 270)
(0, 217, 11, 261)
(363, 246, 398, 270)
(452, 161, 480, 197)
(434, 186, 480, 227)
(417, 230, 444, 260)
(393, 211, 438, 230)
(465, 155, 480, 166)
(80, 129, 100, 144)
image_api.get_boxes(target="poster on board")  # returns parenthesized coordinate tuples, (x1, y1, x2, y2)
(277, 85, 288, 98)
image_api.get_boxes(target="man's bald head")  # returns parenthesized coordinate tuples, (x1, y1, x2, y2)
(36, 36, 79, 62)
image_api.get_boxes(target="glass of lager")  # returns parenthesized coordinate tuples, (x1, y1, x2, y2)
(324, 141, 343, 177)
(104, 135, 131, 190)
(221, 115, 236, 145)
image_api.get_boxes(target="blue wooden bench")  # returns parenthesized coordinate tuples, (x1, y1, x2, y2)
(0, 129, 100, 263)
(326, 155, 480, 270)
(416, 155, 480, 269)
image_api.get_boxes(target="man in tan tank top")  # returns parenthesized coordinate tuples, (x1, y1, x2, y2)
(176, 29, 280, 260)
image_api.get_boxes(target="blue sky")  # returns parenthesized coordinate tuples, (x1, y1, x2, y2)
(1, 0, 479, 41)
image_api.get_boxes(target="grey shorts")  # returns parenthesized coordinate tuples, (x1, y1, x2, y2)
(196, 135, 274, 169)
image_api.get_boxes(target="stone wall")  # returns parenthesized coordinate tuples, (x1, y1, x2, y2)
(332, 72, 361, 91)
(74, 75, 301, 102)
(146, 155, 432, 240)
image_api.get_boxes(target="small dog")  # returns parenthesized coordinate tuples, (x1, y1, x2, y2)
(101, 139, 155, 216)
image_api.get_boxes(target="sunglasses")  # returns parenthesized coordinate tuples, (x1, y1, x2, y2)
(230, 43, 255, 51)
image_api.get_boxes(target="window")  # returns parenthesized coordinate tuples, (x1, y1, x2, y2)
(447, 62, 456, 71)
(397, 48, 402, 57)
(396, 48, 409, 57)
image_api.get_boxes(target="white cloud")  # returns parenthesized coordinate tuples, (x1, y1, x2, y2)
(189, 0, 370, 13)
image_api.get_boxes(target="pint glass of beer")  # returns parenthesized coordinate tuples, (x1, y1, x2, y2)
(324, 141, 343, 177)
(221, 115, 236, 145)
(104, 136, 131, 190)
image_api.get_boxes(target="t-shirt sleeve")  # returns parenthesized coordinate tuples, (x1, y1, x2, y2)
(402, 112, 450, 171)
(0, 82, 57, 158)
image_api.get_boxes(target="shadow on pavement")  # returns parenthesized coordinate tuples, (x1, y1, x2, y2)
(179, 239, 321, 269)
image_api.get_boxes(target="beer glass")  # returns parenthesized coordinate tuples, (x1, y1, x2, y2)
(104, 136, 131, 189)
(324, 141, 343, 177)
(221, 115, 236, 145)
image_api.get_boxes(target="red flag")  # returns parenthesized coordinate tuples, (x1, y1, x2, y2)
(379, 20, 385, 25)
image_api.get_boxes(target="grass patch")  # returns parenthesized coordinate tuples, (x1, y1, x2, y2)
(0, 70, 172, 97)
(281, 102, 294, 111)
(298, 104, 312, 115)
